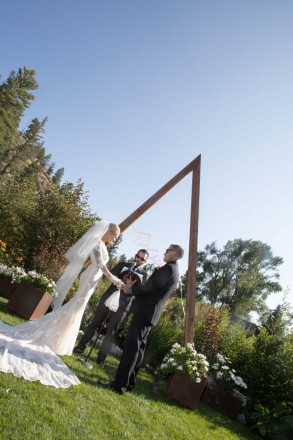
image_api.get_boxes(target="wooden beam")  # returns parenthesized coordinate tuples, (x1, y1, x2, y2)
(118, 154, 201, 345)
(184, 157, 201, 344)
(119, 155, 201, 233)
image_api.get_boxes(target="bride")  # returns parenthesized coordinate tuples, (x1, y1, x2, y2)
(0, 221, 124, 388)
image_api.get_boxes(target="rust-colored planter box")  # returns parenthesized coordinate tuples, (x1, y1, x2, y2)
(166, 373, 208, 410)
(7, 281, 53, 320)
(0, 275, 18, 299)
(201, 384, 242, 420)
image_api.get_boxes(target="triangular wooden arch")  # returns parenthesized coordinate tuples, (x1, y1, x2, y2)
(119, 155, 201, 344)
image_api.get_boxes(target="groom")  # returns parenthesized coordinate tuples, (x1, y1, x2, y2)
(73, 249, 148, 366)
(99, 244, 183, 394)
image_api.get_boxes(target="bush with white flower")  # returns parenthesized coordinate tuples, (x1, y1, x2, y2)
(0, 264, 58, 297)
(0, 263, 14, 278)
(158, 342, 210, 383)
(209, 353, 247, 406)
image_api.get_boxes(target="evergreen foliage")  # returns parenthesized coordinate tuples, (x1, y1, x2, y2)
(0, 67, 38, 157)
(0, 68, 63, 182)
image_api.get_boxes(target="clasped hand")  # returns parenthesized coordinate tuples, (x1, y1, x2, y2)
(122, 284, 132, 294)
(121, 276, 137, 294)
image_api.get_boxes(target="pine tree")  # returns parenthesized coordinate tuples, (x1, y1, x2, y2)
(0, 117, 49, 177)
(0, 67, 38, 156)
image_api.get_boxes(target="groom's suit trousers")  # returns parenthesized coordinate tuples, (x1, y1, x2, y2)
(113, 312, 152, 392)
(113, 261, 179, 393)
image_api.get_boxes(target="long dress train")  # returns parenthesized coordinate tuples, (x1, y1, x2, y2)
(0, 242, 118, 388)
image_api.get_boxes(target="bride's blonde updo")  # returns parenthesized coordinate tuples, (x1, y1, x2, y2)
(108, 223, 120, 237)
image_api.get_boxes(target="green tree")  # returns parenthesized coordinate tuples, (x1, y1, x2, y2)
(180, 239, 283, 318)
(0, 174, 98, 271)
(0, 67, 38, 156)
(1, 117, 48, 178)
(0, 68, 63, 182)
(0, 67, 99, 277)
(261, 294, 293, 337)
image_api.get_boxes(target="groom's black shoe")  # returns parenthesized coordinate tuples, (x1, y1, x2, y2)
(98, 381, 124, 395)
(126, 386, 134, 393)
(73, 346, 84, 354)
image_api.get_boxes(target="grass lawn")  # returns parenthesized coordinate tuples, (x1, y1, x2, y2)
(0, 297, 261, 440)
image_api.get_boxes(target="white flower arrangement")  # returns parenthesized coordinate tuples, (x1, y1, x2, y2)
(0, 264, 58, 297)
(0, 263, 14, 278)
(209, 353, 247, 406)
(158, 342, 210, 383)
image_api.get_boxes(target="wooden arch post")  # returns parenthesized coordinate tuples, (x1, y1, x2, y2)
(118, 155, 201, 345)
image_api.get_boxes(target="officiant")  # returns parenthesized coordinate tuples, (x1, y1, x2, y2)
(73, 249, 148, 366)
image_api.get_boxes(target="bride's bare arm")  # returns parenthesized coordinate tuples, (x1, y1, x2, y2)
(93, 247, 124, 289)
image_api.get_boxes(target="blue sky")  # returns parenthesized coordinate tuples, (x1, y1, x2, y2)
(2, 1, 293, 318)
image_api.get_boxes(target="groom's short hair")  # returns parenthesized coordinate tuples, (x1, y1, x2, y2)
(170, 244, 184, 259)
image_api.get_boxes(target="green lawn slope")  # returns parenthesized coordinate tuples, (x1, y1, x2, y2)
(0, 297, 260, 440)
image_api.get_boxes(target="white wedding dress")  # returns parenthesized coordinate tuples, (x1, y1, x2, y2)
(0, 240, 121, 388)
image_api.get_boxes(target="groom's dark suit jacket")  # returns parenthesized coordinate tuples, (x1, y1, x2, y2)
(131, 261, 179, 325)
(100, 262, 147, 311)
(113, 260, 179, 392)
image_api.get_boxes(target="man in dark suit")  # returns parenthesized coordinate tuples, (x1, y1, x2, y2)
(73, 249, 149, 366)
(99, 244, 184, 394)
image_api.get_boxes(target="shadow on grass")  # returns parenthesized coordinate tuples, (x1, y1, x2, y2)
(68, 349, 257, 434)
(0, 296, 26, 326)
(76, 347, 260, 439)
(68, 352, 259, 438)
(0, 296, 9, 316)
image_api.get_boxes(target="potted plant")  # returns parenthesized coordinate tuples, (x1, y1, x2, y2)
(0, 240, 25, 299)
(0, 263, 58, 320)
(158, 342, 209, 410)
(0, 264, 18, 299)
(201, 353, 247, 419)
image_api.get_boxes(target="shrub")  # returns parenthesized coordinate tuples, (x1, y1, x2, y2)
(33, 242, 68, 281)
(0, 175, 98, 268)
(0, 239, 24, 267)
(193, 302, 230, 362)
(251, 402, 293, 439)
(222, 318, 293, 438)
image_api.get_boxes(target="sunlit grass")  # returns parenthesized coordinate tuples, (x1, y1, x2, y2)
(0, 297, 260, 440)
